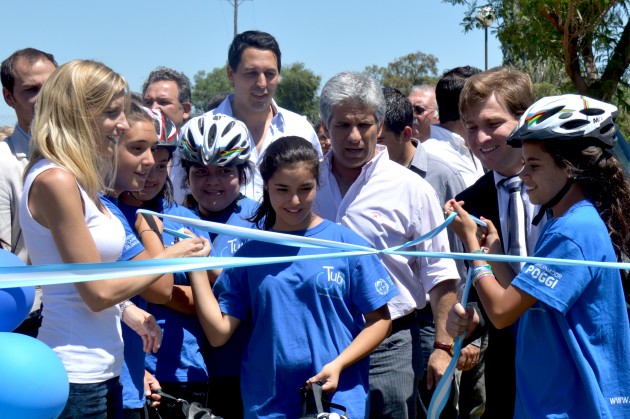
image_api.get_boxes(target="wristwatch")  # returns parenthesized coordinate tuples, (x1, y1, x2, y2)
(433, 341, 454, 357)
(118, 300, 135, 319)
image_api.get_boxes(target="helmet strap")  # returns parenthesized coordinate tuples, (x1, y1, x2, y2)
(532, 179, 573, 226)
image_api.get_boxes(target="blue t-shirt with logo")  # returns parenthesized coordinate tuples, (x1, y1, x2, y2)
(192, 195, 259, 378)
(512, 200, 630, 418)
(116, 199, 211, 384)
(190, 194, 259, 258)
(214, 219, 399, 419)
(100, 195, 147, 410)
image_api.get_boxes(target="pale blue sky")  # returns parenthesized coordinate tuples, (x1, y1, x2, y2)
(0, 0, 503, 125)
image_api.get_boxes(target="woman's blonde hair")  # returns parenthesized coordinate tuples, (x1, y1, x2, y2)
(26, 60, 129, 203)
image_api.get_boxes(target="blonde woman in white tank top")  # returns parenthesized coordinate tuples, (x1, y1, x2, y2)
(20, 60, 210, 419)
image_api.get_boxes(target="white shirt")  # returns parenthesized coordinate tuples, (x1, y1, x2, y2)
(207, 94, 322, 201)
(493, 171, 546, 255)
(20, 159, 126, 383)
(314, 145, 459, 319)
(424, 125, 485, 187)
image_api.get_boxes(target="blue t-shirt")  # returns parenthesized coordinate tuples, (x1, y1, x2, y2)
(100, 195, 144, 262)
(191, 195, 259, 378)
(191, 194, 259, 258)
(214, 219, 399, 419)
(512, 201, 630, 418)
(100, 195, 147, 410)
(116, 199, 211, 384)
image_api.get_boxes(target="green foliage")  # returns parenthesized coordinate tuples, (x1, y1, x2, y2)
(191, 67, 232, 114)
(363, 52, 440, 95)
(275, 62, 322, 124)
(442, 0, 630, 102)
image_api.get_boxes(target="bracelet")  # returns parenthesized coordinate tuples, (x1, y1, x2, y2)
(470, 247, 489, 254)
(433, 341, 454, 357)
(138, 229, 159, 236)
(470, 264, 493, 277)
(471, 264, 494, 288)
(118, 300, 135, 319)
(473, 273, 494, 287)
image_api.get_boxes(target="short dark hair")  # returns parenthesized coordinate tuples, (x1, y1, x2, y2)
(205, 91, 230, 112)
(436, 66, 482, 123)
(1, 48, 57, 93)
(383, 86, 413, 137)
(142, 67, 192, 105)
(228, 30, 282, 72)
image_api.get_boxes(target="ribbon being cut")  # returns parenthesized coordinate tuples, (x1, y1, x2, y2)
(1, 210, 629, 419)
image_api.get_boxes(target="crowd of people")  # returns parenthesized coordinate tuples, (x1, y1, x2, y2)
(1, 28, 629, 419)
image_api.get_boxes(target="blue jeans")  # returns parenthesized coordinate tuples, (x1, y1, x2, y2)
(369, 312, 421, 419)
(59, 377, 123, 419)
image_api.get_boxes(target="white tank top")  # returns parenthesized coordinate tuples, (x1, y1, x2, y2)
(20, 159, 125, 383)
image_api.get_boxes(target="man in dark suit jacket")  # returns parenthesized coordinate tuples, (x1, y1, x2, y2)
(454, 67, 547, 418)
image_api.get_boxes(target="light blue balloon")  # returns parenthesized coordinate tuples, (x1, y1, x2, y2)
(0, 332, 69, 418)
(0, 250, 35, 332)
(0, 285, 36, 332)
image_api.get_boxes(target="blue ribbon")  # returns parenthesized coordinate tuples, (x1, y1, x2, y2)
(1, 210, 628, 419)
(427, 265, 474, 418)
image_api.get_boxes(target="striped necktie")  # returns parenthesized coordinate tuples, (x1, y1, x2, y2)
(500, 176, 527, 272)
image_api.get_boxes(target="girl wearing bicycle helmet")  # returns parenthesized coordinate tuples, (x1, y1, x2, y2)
(179, 113, 259, 417)
(180, 113, 259, 253)
(116, 106, 213, 416)
(190, 136, 399, 419)
(445, 94, 630, 418)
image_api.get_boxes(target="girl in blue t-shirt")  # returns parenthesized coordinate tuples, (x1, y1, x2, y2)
(117, 107, 214, 416)
(445, 95, 630, 418)
(190, 135, 399, 419)
(178, 113, 259, 418)
(105, 103, 211, 419)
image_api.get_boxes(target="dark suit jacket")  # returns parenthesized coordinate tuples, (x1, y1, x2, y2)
(455, 170, 516, 418)
(455, 170, 504, 253)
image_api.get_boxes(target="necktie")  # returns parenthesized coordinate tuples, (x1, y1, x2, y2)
(501, 176, 527, 272)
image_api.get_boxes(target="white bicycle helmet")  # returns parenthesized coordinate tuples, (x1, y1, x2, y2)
(507, 94, 618, 149)
(142, 107, 178, 148)
(179, 113, 252, 166)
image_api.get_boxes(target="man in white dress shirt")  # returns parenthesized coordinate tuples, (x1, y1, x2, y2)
(314, 72, 459, 419)
(202, 30, 321, 201)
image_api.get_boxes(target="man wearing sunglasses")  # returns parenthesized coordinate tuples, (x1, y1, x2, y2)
(408, 85, 439, 142)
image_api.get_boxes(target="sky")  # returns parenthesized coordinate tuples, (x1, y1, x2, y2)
(0, 0, 503, 126)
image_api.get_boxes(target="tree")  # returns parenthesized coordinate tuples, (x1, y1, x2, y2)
(275, 62, 321, 124)
(364, 52, 440, 95)
(444, 0, 630, 103)
(191, 67, 232, 113)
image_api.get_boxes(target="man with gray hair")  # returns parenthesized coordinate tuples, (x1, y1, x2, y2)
(408, 85, 439, 142)
(314, 72, 459, 419)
